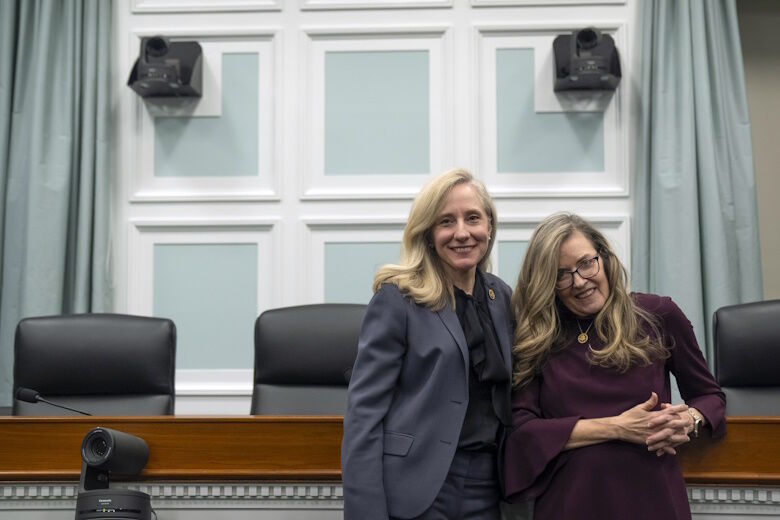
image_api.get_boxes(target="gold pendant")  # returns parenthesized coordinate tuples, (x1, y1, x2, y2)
(577, 332, 588, 344)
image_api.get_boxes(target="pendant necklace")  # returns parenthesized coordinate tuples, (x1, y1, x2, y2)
(576, 319, 593, 344)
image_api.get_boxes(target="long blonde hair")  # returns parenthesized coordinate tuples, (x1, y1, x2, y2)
(373, 168, 497, 310)
(511, 213, 667, 388)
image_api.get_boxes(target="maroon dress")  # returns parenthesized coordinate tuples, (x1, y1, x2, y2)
(504, 293, 726, 520)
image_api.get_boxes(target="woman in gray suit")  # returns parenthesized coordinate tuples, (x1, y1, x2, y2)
(341, 169, 513, 520)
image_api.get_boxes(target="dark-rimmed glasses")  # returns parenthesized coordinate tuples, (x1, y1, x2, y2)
(555, 256, 600, 290)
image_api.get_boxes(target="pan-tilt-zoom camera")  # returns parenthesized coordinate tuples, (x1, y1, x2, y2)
(76, 427, 152, 520)
(553, 27, 622, 91)
(127, 35, 203, 98)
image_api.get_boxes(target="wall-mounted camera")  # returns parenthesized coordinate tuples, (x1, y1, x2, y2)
(76, 427, 152, 520)
(553, 27, 621, 91)
(127, 35, 202, 98)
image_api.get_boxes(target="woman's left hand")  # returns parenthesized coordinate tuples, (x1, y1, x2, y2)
(646, 402, 693, 456)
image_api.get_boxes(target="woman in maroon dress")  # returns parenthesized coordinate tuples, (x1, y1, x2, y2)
(504, 213, 725, 520)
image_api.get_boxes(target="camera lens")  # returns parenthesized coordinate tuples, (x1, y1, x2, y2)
(145, 36, 169, 58)
(82, 429, 113, 465)
(576, 28, 600, 50)
(90, 438, 108, 458)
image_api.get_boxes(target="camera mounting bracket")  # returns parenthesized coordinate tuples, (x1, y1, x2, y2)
(79, 461, 110, 491)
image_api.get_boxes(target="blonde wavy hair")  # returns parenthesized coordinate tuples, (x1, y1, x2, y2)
(373, 168, 497, 310)
(511, 213, 668, 388)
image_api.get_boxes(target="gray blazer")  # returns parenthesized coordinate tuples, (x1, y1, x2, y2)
(341, 272, 513, 519)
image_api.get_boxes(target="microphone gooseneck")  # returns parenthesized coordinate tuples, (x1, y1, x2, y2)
(15, 387, 92, 416)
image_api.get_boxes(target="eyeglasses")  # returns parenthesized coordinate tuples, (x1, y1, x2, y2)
(555, 256, 600, 290)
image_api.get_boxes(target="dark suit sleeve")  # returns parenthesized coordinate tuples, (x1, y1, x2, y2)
(341, 284, 408, 520)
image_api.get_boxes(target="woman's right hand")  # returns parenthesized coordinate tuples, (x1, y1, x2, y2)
(645, 402, 693, 456)
(613, 392, 688, 447)
(564, 392, 689, 452)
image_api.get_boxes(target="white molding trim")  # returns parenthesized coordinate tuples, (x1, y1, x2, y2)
(472, 21, 629, 198)
(301, 216, 409, 228)
(301, 0, 452, 9)
(0, 482, 343, 508)
(131, 0, 282, 13)
(129, 217, 280, 229)
(688, 486, 780, 505)
(472, 0, 623, 6)
(3, 483, 780, 513)
(300, 24, 453, 200)
(175, 369, 253, 414)
(301, 24, 453, 36)
(130, 27, 285, 38)
(128, 28, 283, 202)
(176, 369, 253, 396)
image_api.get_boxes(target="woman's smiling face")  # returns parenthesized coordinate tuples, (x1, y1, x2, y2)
(556, 231, 609, 317)
(432, 183, 491, 286)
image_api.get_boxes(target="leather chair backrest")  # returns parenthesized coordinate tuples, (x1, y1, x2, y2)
(13, 313, 176, 416)
(713, 299, 780, 415)
(251, 304, 366, 415)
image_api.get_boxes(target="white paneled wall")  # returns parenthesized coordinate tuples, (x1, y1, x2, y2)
(112, 0, 639, 414)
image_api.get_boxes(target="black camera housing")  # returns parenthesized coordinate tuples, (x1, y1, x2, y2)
(127, 35, 203, 98)
(76, 489, 152, 520)
(553, 27, 622, 91)
(81, 427, 149, 484)
(77, 428, 151, 520)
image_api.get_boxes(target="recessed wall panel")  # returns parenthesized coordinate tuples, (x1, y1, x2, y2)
(497, 240, 528, 288)
(154, 53, 259, 177)
(324, 242, 401, 303)
(153, 243, 258, 369)
(324, 50, 430, 176)
(496, 48, 604, 173)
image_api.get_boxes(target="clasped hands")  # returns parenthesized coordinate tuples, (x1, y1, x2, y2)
(616, 392, 694, 458)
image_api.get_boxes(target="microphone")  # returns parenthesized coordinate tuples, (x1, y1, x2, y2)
(15, 387, 92, 416)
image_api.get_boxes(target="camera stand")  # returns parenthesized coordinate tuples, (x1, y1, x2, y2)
(76, 428, 153, 520)
(75, 488, 152, 520)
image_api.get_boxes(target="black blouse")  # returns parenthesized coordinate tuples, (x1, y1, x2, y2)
(453, 271, 509, 452)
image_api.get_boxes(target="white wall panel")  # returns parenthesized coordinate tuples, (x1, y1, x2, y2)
(127, 218, 281, 314)
(127, 219, 280, 402)
(474, 21, 629, 197)
(301, 25, 453, 199)
(129, 29, 282, 201)
(300, 217, 407, 302)
(113, 0, 640, 410)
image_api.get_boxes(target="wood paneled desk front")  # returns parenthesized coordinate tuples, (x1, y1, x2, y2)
(0, 416, 777, 519)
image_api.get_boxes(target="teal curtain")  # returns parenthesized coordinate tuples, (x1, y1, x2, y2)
(0, 1, 113, 406)
(633, 0, 763, 363)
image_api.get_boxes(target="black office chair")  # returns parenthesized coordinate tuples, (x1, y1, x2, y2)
(251, 303, 366, 415)
(713, 299, 780, 415)
(13, 313, 176, 416)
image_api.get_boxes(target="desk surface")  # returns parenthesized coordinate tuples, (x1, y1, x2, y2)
(0, 416, 777, 484)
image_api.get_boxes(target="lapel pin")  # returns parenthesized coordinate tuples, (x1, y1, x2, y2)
(488, 288, 496, 300)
